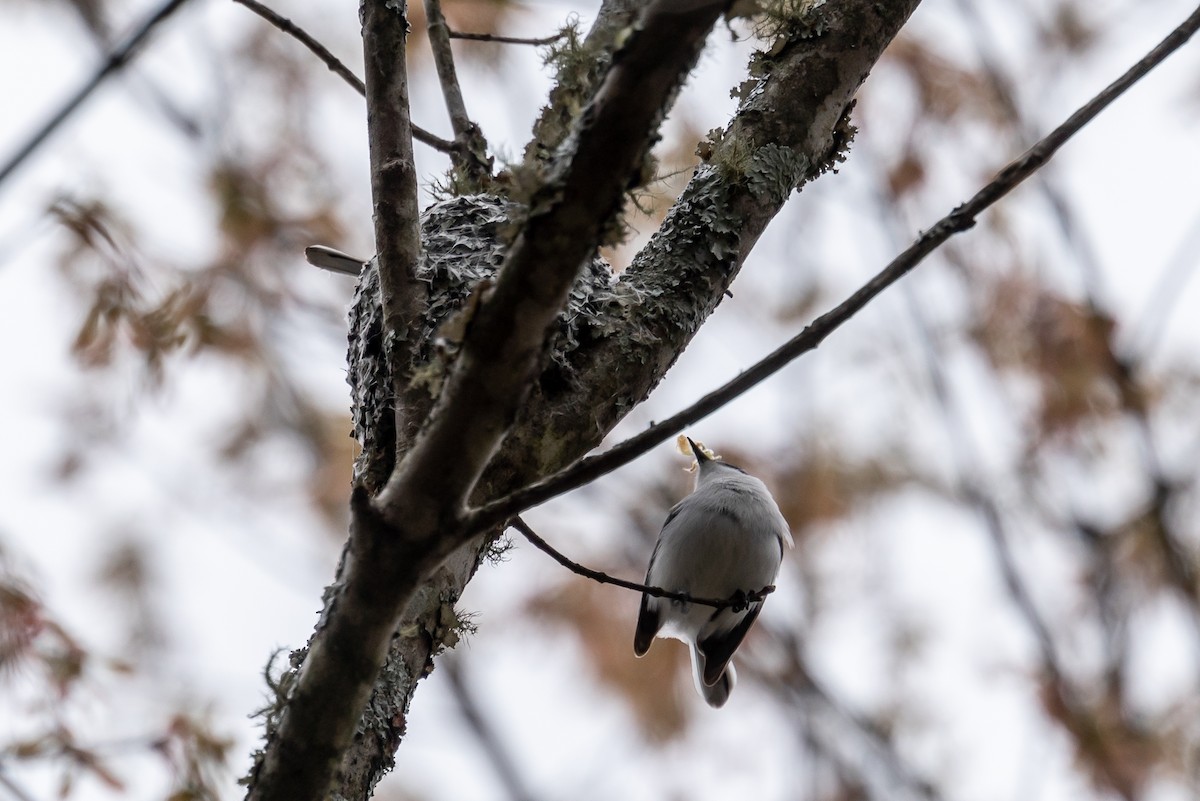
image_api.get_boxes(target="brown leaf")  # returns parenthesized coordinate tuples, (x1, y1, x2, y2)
(1039, 679, 1161, 798)
(883, 37, 1005, 125)
(885, 148, 926, 199)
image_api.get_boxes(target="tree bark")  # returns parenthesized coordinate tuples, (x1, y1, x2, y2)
(244, 2, 922, 800)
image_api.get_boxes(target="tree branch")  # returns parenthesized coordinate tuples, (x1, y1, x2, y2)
(360, 0, 428, 451)
(246, 4, 726, 800)
(422, 0, 491, 183)
(448, 29, 569, 46)
(229, 0, 456, 153)
(512, 517, 773, 610)
(0, 0, 195, 190)
(466, 2, 1200, 534)
(373, 0, 726, 532)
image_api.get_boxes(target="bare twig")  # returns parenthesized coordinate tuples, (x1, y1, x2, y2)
(448, 30, 569, 46)
(512, 517, 773, 610)
(229, 0, 456, 153)
(231, 0, 362, 92)
(423, 0, 492, 183)
(0, 0, 195, 189)
(465, 3, 1200, 534)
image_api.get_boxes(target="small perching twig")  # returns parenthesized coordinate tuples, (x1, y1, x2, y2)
(447, 29, 570, 46)
(229, 0, 456, 153)
(511, 517, 773, 610)
(0, 0, 194, 189)
(464, 3, 1200, 535)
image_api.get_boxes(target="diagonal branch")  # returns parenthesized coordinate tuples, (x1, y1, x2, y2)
(443, 656, 542, 801)
(423, 0, 491, 182)
(0, 0, 195, 189)
(466, 2, 1200, 533)
(229, 0, 456, 153)
(512, 517, 773, 609)
(423, 0, 472, 136)
(246, 5, 725, 801)
(373, 0, 726, 529)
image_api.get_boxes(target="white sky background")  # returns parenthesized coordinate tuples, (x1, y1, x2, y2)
(2, 0, 1200, 800)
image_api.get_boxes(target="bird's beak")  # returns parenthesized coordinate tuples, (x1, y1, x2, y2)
(686, 437, 710, 463)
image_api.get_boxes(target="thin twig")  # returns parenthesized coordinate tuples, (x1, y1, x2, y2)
(423, 0, 491, 182)
(0, 0, 195, 189)
(465, 4, 1200, 534)
(448, 29, 569, 46)
(230, 0, 456, 153)
(511, 517, 773, 610)
(425, 0, 475, 137)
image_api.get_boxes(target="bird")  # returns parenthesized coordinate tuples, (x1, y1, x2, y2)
(633, 437, 791, 707)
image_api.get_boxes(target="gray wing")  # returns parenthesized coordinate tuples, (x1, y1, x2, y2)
(632, 503, 683, 656)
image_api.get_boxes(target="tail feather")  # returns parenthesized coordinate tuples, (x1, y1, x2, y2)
(633, 596, 661, 657)
(690, 645, 735, 708)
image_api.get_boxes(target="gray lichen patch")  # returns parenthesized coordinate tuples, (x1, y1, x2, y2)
(347, 195, 616, 483)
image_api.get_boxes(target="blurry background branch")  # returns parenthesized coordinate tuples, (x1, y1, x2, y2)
(229, 0, 457, 154)
(443, 656, 542, 801)
(6, 1, 1200, 800)
(0, 0, 194, 188)
(469, 2, 1200, 534)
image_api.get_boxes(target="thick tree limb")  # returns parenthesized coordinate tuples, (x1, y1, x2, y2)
(247, 4, 725, 801)
(467, 1, 1200, 532)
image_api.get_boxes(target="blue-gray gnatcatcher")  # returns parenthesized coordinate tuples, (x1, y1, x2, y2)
(634, 437, 792, 707)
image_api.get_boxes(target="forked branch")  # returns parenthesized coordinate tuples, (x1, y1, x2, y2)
(466, 3, 1200, 533)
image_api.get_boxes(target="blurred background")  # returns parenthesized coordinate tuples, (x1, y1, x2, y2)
(3, 0, 1200, 799)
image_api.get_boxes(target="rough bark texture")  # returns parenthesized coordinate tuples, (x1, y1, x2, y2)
(246, 2, 731, 800)
(245, 2, 922, 800)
